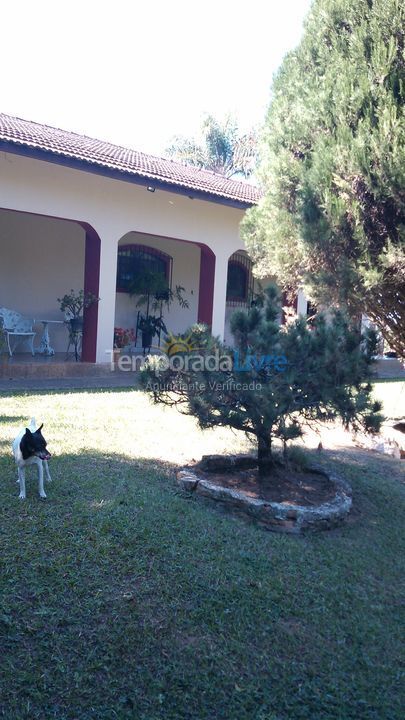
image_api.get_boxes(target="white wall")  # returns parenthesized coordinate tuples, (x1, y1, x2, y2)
(0, 151, 247, 361)
(0, 208, 85, 352)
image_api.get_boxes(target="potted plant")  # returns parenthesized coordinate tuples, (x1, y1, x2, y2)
(129, 271, 189, 352)
(57, 289, 100, 332)
(138, 315, 167, 352)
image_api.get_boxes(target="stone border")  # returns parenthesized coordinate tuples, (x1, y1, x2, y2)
(176, 457, 352, 534)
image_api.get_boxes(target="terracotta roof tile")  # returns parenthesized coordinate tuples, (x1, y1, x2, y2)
(0, 113, 261, 207)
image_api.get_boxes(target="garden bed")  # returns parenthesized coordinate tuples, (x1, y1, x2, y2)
(177, 454, 352, 533)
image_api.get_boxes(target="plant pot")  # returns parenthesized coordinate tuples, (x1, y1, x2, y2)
(70, 317, 84, 333)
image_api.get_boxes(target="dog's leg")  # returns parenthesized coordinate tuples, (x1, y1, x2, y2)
(18, 467, 26, 500)
(37, 461, 46, 499)
(43, 460, 52, 483)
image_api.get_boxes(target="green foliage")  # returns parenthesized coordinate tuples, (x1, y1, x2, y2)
(283, 444, 311, 470)
(129, 271, 189, 342)
(242, 0, 405, 356)
(141, 286, 383, 477)
(57, 289, 100, 318)
(166, 114, 258, 178)
(129, 272, 188, 313)
(138, 314, 168, 340)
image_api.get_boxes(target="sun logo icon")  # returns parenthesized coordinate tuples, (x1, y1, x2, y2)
(163, 332, 196, 357)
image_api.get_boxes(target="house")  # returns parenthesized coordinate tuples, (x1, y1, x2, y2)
(0, 113, 307, 364)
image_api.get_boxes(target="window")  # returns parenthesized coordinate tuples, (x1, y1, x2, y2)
(116, 244, 171, 293)
(226, 260, 248, 302)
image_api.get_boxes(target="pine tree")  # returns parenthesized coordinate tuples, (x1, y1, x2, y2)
(242, 0, 405, 356)
(141, 286, 382, 479)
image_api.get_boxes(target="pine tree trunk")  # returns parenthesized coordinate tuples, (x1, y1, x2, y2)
(257, 435, 273, 477)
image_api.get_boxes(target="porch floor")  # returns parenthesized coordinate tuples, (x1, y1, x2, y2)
(0, 352, 139, 391)
(0, 352, 115, 380)
(2, 352, 78, 364)
(0, 374, 137, 392)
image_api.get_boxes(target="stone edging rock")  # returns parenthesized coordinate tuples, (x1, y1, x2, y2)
(176, 458, 352, 534)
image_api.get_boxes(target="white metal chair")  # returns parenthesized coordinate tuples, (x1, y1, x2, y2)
(0, 307, 36, 356)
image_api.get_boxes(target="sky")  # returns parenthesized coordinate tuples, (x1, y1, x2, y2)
(1, 0, 313, 157)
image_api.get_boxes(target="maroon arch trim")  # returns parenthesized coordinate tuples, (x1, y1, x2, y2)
(197, 245, 216, 326)
(80, 224, 101, 363)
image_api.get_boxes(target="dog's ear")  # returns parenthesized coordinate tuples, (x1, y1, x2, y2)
(37, 424, 43, 433)
(25, 428, 33, 436)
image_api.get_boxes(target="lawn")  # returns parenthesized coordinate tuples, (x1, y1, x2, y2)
(0, 386, 404, 720)
(372, 378, 405, 420)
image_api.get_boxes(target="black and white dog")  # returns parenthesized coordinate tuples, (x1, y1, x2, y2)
(12, 418, 52, 499)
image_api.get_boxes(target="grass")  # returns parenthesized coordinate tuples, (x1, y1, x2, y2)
(0, 385, 404, 720)
(372, 377, 405, 419)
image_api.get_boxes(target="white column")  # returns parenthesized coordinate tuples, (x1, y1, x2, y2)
(211, 252, 229, 340)
(297, 289, 308, 316)
(96, 232, 119, 363)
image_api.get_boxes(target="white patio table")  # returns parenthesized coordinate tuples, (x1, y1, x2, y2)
(37, 320, 64, 356)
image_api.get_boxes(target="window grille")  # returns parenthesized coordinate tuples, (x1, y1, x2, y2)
(226, 251, 256, 307)
(117, 244, 173, 293)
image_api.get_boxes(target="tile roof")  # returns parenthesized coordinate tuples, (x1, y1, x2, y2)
(0, 113, 261, 208)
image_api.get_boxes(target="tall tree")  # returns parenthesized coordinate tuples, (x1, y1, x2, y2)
(166, 114, 257, 179)
(242, 0, 405, 356)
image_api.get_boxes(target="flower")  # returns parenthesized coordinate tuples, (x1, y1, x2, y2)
(114, 327, 136, 349)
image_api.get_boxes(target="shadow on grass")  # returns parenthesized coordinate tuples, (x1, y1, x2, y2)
(0, 446, 404, 720)
(0, 381, 145, 398)
(0, 414, 27, 425)
(1, 442, 402, 531)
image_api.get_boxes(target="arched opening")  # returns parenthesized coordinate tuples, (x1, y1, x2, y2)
(114, 231, 214, 350)
(226, 251, 257, 306)
(224, 250, 258, 345)
(0, 208, 100, 362)
(226, 259, 249, 304)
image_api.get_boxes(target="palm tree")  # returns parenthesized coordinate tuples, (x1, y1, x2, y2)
(166, 115, 257, 180)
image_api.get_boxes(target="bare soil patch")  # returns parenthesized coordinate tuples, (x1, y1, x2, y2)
(196, 466, 336, 506)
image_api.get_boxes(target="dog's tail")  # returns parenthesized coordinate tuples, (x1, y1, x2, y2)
(28, 417, 37, 431)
